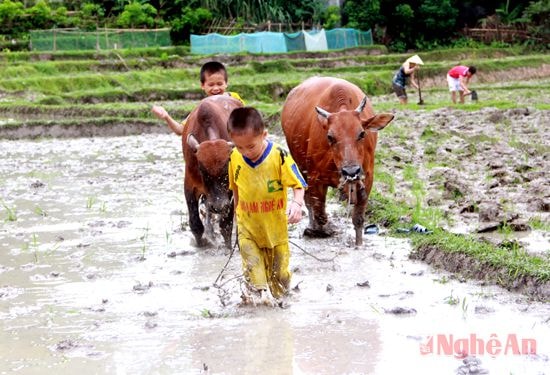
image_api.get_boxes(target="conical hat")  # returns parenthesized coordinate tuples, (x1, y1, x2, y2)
(406, 55, 424, 65)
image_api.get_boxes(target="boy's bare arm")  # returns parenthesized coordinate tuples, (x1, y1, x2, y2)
(287, 188, 304, 224)
(152, 105, 184, 135)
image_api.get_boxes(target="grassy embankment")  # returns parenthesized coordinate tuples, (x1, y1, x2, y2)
(0, 45, 549, 129)
(1, 45, 548, 298)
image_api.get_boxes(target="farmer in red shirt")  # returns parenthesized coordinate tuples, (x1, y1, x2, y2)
(447, 65, 477, 104)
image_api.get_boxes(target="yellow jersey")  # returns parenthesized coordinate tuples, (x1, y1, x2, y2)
(228, 140, 307, 248)
(228, 91, 245, 105)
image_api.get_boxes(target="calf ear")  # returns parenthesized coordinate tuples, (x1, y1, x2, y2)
(187, 134, 200, 153)
(362, 113, 394, 132)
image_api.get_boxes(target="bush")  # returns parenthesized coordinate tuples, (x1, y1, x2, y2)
(170, 7, 212, 45)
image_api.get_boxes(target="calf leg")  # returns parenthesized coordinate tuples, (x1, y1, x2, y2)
(185, 189, 206, 247)
(219, 205, 234, 249)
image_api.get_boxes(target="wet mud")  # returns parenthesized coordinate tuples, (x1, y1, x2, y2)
(1, 133, 549, 374)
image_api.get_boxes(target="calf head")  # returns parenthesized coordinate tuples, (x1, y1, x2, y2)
(187, 134, 233, 214)
(315, 96, 393, 203)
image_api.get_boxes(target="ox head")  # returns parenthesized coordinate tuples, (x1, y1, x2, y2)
(187, 132, 234, 214)
(315, 96, 394, 203)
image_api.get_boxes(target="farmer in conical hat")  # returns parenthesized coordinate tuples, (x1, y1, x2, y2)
(392, 54, 424, 105)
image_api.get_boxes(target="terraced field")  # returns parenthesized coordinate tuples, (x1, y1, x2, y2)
(0, 45, 549, 137)
(1, 45, 550, 374)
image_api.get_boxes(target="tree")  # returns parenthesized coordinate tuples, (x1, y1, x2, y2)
(342, 0, 384, 31)
(416, 0, 458, 48)
(391, 3, 415, 51)
(418, 0, 458, 41)
(522, 0, 550, 46)
(80, 3, 105, 30)
(27, 0, 55, 29)
(322, 5, 341, 29)
(116, 1, 157, 28)
(0, 0, 25, 37)
(170, 6, 212, 44)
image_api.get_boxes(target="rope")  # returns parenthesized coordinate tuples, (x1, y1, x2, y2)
(213, 236, 239, 288)
(289, 239, 339, 263)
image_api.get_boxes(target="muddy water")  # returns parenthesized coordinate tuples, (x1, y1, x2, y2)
(1, 134, 549, 375)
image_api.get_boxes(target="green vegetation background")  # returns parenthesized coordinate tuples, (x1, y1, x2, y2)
(0, 0, 548, 51)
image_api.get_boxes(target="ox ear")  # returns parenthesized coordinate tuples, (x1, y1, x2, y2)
(362, 113, 394, 132)
(187, 134, 200, 153)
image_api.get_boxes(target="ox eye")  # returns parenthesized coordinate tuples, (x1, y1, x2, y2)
(358, 131, 366, 141)
(327, 134, 336, 145)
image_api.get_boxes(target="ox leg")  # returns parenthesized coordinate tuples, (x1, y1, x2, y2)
(303, 185, 334, 238)
(352, 199, 367, 247)
(219, 205, 234, 249)
(185, 190, 206, 247)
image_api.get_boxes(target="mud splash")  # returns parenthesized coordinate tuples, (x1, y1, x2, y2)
(1, 134, 549, 374)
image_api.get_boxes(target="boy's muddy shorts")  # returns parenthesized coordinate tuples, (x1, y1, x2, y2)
(239, 237, 291, 299)
(392, 83, 407, 99)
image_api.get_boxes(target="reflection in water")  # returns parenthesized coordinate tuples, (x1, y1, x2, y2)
(1, 135, 549, 375)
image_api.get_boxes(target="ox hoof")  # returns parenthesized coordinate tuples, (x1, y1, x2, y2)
(303, 227, 333, 238)
(194, 237, 210, 248)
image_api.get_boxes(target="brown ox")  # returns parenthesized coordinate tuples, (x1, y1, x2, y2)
(281, 77, 394, 246)
(183, 95, 242, 248)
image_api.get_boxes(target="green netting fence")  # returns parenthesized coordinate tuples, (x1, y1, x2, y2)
(191, 28, 373, 54)
(30, 28, 172, 51)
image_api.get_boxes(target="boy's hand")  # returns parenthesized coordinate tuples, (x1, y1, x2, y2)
(151, 105, 168, 120)
(287, 200, 303, 224)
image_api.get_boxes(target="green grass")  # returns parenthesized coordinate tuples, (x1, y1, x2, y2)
(365, 188, 550, 286)
(411, 232, 550, 282)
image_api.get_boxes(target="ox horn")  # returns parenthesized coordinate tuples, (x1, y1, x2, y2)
(187, 134, 200, 153)
(355, 96, 368, 113)
(315, 106, 331, 119)
(206, 126, 219, 140)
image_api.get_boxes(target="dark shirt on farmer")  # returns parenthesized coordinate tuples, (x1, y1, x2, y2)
(392, 66, 410, 88)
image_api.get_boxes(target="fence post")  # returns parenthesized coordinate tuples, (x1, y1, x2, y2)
(53, 28, 56, 51)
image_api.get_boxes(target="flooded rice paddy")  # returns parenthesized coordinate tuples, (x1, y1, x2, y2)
(1, 134, 549, 374)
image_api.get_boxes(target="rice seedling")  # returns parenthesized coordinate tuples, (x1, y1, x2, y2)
(139, 223, 150, 261)
(1, 199, 17, 222)
(34, 206, 47, 217)
(86, 196, 96, 209)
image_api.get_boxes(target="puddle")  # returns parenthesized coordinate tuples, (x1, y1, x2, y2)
(1, 134, 549, 374)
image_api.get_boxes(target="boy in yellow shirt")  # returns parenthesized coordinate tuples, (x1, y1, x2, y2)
(227, 107, 307, 307)
(152, 61, 244, 135)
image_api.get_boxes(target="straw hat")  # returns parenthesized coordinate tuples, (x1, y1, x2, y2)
(406, 54, 424, 65)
